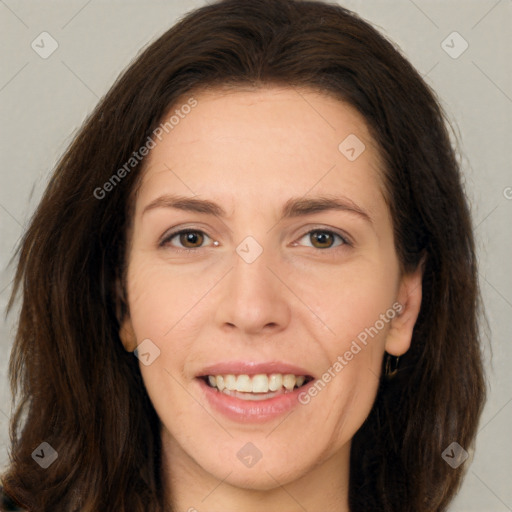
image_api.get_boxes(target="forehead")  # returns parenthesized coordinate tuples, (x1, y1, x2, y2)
(136, 86, 386, 217)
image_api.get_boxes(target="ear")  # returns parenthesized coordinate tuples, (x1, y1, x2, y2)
(115, 275, 137, 352)
(385, 257, 426, 356)
(119, 316, 138, 352)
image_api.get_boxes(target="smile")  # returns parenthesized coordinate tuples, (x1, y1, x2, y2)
(203, 373, 312, 400)
(195, 362, 316, 422)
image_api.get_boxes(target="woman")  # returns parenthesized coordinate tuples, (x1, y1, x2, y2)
(1, 0, 486, 510)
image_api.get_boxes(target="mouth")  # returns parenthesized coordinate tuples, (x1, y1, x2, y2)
(198, 373, 314, 401)
(195, 361, 316, 422)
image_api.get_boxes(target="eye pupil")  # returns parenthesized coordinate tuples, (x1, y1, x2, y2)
(180, 231, 203, 247)
(311, 231, 333, 248)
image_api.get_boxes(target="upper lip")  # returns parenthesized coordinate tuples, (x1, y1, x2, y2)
(197, 361, 315, 378)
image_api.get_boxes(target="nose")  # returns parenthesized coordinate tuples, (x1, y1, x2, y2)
(214, 241, 291, 337)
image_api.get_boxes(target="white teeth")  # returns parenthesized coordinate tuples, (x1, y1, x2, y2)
(235, 375, 252, 392)
(216, 375, 225, 391)
(224, 374, 236, 390)
(282, 374, 296, 391)
(252, 374, 269, 393)
(206, 373, 309, 393)
(268, 373, 282, 391)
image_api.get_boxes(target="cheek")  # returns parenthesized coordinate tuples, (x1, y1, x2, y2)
(292, 259, 397, 433)
(290, 254, 399, 342)
(125, 257, 214, 407)
(125, 255, 216, 341)
(297, 335, 384, 458)
(329, 290, 397, 435)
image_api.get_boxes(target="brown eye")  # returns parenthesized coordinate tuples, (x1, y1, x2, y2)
(178, 231, 204, 248)
(295, 229, 348, 250)
(160, 229, 212, 250)
(310, 231, 335, 248)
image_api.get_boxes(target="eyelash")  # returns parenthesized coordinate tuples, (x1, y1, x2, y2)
(159, 228, 351, 254)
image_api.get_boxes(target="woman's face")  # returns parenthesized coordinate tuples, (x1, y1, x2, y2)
(120, 86, 422, 493)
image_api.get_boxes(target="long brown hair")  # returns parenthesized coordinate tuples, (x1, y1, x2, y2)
(3, 0, 486, 510)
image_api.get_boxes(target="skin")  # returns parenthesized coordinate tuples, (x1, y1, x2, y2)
(119, 86, 423, 512)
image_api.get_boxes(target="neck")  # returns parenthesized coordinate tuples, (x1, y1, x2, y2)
(161, 432, 351, 512)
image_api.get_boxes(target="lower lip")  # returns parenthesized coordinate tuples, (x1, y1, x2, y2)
(197, 378, 313, 423)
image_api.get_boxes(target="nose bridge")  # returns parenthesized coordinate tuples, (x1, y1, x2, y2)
(233, 235, 272, 290)
(215, 233, 291, 334)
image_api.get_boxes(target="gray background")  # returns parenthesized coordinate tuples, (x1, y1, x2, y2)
(1, 1, 511, 510)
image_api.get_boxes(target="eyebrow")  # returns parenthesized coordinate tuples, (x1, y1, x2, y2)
(142, 194, 373, 224)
